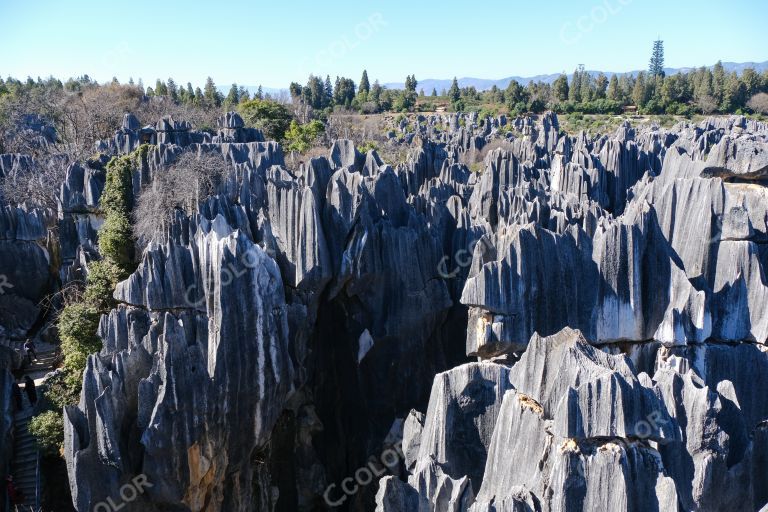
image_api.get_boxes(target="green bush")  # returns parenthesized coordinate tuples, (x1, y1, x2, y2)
(357, 141, 379, 154)
(43, 370, 81, 409)
(99, 156, 135, 273)
(238, 99, 292, 141)
(283, 119, 325, 154)
(101, 156, 134, 215)
(509, 102, 527, 117)
(641, 99, 665, 115)
(29, 411, 64, 456)
(58, 302, 100, 374)
(82, 259, 123, 311)
(98, 214, 134, 271)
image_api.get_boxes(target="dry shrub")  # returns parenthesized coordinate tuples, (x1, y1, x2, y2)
(747, 93, 768, 115)
(133, 151, 227, 243)
(459, 138, 515, 169)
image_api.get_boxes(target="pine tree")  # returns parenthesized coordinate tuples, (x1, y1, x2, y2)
(431, 88, 437, 97)
(553, 74, 569, 102)
(370, 80, 382, 110)
(569, 67, 583, 102)
(155, 79, 168, 96)
(712, 61, 726, 105)
(595, 73, 608, 99)
(238, 85, 250, 103)
(633, 71, 649, 108)
(225, 83, 240, 107)
(167, 77, 178, 101)
(204, 77, 220, 107)
(324, 75, 333, 106)
(404, 74, 418, 93)
(256, 85, 264, 100)
(448, 77, 460, 102)
(359, 70, 370, 96)
(607, 75, 620, 102)
(649, 40, 665, 78)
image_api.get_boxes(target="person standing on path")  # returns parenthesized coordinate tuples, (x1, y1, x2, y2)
(23, 339, 38, 365)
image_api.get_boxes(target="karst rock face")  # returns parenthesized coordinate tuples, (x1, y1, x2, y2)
(3, 110, 768, 511)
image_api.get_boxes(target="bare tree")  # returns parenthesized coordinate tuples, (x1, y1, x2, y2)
(696, 94, 718, 115)
(0, 155, 68, 210)
(747, 93, 768, 115)
(133, 151, 227, 243)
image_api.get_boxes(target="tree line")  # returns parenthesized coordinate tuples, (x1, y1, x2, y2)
(285, 63, 768, 118)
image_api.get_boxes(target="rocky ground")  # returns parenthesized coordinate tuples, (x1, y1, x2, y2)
(1, 109, 767, 511)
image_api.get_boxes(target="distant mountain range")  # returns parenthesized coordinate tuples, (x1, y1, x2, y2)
(382, 61, 768, 93)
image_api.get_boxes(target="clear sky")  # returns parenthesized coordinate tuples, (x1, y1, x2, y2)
(1, 0, 765, 88)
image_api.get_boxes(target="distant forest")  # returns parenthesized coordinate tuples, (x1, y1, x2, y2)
(2, 41, 767, 157)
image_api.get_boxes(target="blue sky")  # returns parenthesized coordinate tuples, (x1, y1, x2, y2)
(1, 0, 765, 88)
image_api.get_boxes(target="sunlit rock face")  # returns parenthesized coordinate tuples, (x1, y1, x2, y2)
(65, 216, 294, 511)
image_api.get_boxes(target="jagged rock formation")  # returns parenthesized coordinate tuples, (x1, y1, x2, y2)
(0, 155, 55, 340)
(2, 109, 768, 511)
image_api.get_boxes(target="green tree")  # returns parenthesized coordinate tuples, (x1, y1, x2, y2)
(154, 79, 168, 96)
(649, 39, 665, 78)
(324, 75, 333, 107)
(712, 61, 726, 105)
(99, 156, 135, 272)
(595, 73, 608, 99)
(505, 80, 528, 109)
(579, 71, 594, 102)
(370, 80, 382, 104)
(225, 83, 240, 108)
(238, 86, 250, 103)
(553, 74, 569, 102)
(289, 82, 303, 100)
(569, 66, 584, 102)
(238, 99, 292, 140)
(166, 77, 178, 102)
(358, 70, 370, 102)
(632, 71, 650, 108)
(29, 411, 65, 456)
(404, 74, 418, 92)
(302, 75, 325, 109)
(448, 77, 461, 102)
(607, 75, 620, 102)
(722, 72, 747, 111)
(740, 68, 761, 97)
(333, 77, 356, 107)
(284, 119, 325, 157)
(204, 76, 221, 107)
